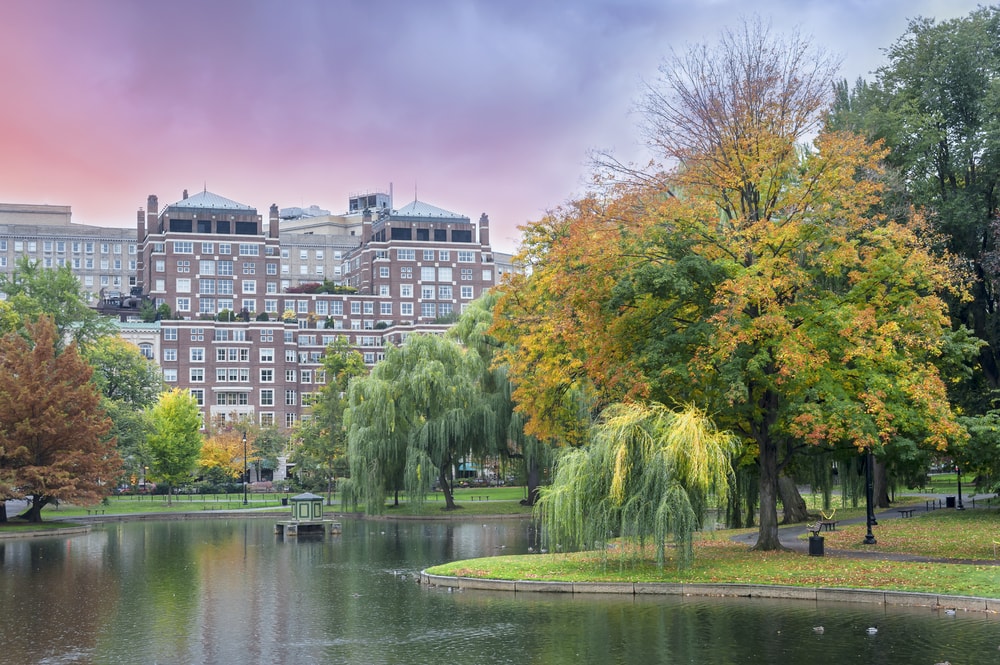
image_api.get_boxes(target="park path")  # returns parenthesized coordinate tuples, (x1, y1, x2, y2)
(732, 493, 1000, 565)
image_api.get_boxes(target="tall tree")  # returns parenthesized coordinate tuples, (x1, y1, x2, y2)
(84, 336, 164, 481)
(292, 337, 366, 498)
(346, 333, 486, 512)
(0, 256, 115, 348)
(146, 388, 203, 504)
(452, 292, 551, 505)
(497, 18, 974, 551)
(826, 8, 1000, 403)
(0, 317, 120, 522)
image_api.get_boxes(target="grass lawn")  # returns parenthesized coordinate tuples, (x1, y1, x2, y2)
(427, 507, 1000, 598)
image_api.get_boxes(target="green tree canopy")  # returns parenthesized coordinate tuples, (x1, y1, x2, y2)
(0, 256, 115, 348)
(146, 388, 203, 503)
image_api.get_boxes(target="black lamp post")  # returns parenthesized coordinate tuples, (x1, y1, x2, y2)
(242, 431, 248, 506)
(955, 465, 965, 510)
(863, 448, 877, 544)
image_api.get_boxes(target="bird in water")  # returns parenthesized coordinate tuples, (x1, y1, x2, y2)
(944, 608, 956, 615)
(866, 626, 878, 635)
(812, 626, 824, 634)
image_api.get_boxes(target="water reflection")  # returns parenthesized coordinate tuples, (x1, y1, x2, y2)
(0, 518, 996, 664)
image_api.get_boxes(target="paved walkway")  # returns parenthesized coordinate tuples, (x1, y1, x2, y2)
(732, 493, 1000, 565)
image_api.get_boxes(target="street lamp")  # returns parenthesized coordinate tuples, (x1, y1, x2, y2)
(863, 448, 877, 544)
(242, 431, 248, 505)
(955, 465, 965, 510)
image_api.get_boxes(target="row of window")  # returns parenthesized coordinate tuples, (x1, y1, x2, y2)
(394, 249, 477, 262)
(151, 241, 264, 256)
(0, 240, 135, 254)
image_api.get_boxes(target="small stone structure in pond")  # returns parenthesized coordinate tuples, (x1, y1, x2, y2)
(274, 492, 342, 538)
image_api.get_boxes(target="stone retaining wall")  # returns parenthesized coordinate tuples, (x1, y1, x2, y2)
(419, 571, 1000, 614)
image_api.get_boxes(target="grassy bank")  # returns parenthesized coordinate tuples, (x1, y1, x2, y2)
(427, 508, 1000, 598)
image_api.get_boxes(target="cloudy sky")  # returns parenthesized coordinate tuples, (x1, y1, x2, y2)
(0, 0, 984, 252)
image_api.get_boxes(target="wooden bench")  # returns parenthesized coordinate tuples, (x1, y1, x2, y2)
(86, 509, 105, 516)
(819, 520, 837, 531)
(469, 495, 489, 501)
(897, 508, 915, 518)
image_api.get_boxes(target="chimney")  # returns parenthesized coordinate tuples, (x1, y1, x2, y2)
(478, 213, 490, 248)
(136, 208, 145, 241)
(269, 204, 279, 238)
(182, 189, 189, 200)
(362, 208, 372, 244)
(146, 195, 159, 235)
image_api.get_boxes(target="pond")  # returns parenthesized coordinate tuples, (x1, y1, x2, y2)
(1, 517, 997, 664)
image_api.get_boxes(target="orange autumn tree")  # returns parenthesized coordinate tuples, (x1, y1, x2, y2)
(0, 316, 121, 522)
(200, 426, 251, 483)
(495, 18, 976, 551)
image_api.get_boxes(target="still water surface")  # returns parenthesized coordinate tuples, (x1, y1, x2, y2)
(1, 517, 997, 664)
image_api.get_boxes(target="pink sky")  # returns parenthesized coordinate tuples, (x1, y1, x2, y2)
(0, 0, 983, 253)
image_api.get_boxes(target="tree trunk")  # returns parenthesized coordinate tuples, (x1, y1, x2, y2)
(874, 457, 891, 508)
(22, 496, 48, 523)
(753, 437, 783, 550)
(778, 475, 810, 523)
(523, 458, 541, 507)
(439, 468, 457, 510)
(0, 502, 6, 523)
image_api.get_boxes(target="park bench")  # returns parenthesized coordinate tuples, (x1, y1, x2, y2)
(469, 495, 489, 501)
(819, 519, 837, 531)
(897, 508, 915, 518)
(86, 509, 105, 516)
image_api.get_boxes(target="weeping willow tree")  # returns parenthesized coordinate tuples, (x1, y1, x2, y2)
(345, 333, 491, 513)
(449, 293, 553, 505)
(537, 402, 739, 568)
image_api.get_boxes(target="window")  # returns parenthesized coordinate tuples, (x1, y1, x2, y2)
(266, 263, 278, 275)
(461, 268, 473, 281)
(260, 389, 274, 406)
(421, 286, 435, 299)
(218, 280, 233, 295)
(154, 279, 166, 292)
(260, 329, 274, 342)
(438, 285, 453, 299)
(239, 243, 259, 256)
(379, 266, 390, 278)
(438, 267, 452, 282)
(260, 368, 274, 382)
(421, 303, 437, 318)
(461, 285, 474, 299)
(397, 249, 415, 261)
(299, 250, 308, 260)
(400, 284, 413, 298)
(363, 302, 374, 315)
(380, 302, 393, 315)
(163, 369, 177, 382)
(242, 280, 256, 294)
(297, 300, 309, 313)
(163, 349, 177, 362)
(190, 348, 204, 362)
(177, 260, 191, 273)
(420, 267, 436, 281)
(351, 302, 361, 315)
(174, 241, 193, 254)
(423, 250, 435, 261)
(264, 299, 278, 313)
(482, 269, 493, 282)
(285, 390, 297, 406)
(217, 260, 234, 276)
(176, 278, 191, 293)
(163, 328, 178, 341)
(266, 282, 278, 294)
(379, 285, 390, 296)
(458, 250, 475, 263)
(301, 370, 313, 384)
(400, 302, 413, 316)
(331, 301, 343, 315)
(191, 328, 204, 341)
(200, 260, 215, 275)
(285, 413, 297, 427)
(219, 243, 231, 255)
(401, 266, 413, 279)
(190, 368, 204, 382)
(201, 242, 214, 254)
(315, 301, 328, 315)
(200, 279, 216, 294)
(285, 369, 297, 382)
(155, 260, 166, 273)
(190, 389, 204, 406)
(285, 349, 297, 362)
(439, 303, 453, 317)
(439, 250, 450, 261)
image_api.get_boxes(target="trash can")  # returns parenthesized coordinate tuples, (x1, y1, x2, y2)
(808, 535, 824, 557)
(281, 497, 288, 506)
(945, 496, 956, 508)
